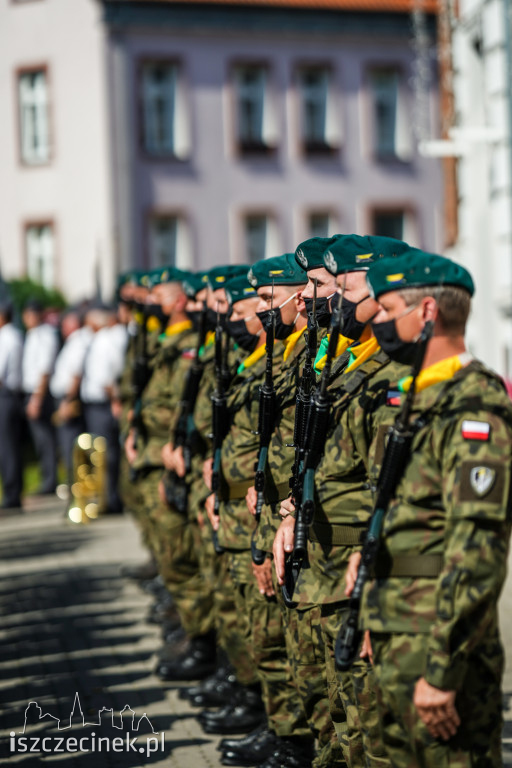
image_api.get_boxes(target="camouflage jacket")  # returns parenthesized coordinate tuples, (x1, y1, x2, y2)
(290, 352, 406, 608)
(119, 325, 161, 437)
(361, 360, 512, 691)
(132, 326, 196, 470)
(218, 348, 268, 550)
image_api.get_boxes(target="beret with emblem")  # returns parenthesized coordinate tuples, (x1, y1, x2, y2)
(248, 253, 307, 288)
(224, 275, 258, 305)
(183, 271, 208, 298)
(295, 235, 342, 271)
(366, 247, 475, 299)
(207, 265, 248, 290)
(323, 234, 409, 275)
(148, 266, 190, 288)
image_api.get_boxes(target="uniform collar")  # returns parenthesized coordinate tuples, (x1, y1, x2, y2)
(398, 352, 473, 394)
(282, 326, 306, 362)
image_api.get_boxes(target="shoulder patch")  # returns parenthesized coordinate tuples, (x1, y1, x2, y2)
(461, 420, 490, 441)
(181, 349, 196, 359)
(460, 461, 504, 504)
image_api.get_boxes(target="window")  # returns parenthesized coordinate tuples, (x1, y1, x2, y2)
(243, 213, 279, 263)
(26, 223, 55, 287)
(298, 67, 338, 152)
(18, 70, 50, 164)
(149, 215, 192, 269)
(141, 61, 190, 158)
(234, 65, 276, 152)
(369, 68, 412, 161)
(308, 212, 331, 238)
(370, 209, 416, 242)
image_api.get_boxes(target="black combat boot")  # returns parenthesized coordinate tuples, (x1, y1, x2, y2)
(221, 727, 281, 766)
(261, 736, 315, 768)
(156, 630, 216, 681)
(198, 684, 265, 735)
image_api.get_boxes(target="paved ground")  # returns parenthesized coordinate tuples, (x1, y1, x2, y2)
(1, 497, 512, 766)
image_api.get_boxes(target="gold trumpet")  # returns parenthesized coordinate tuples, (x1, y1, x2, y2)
(67, 433, 107, 524)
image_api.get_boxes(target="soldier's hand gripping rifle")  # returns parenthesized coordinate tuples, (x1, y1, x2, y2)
(282, 283, 345, 607)
(335, 320, 434, 671)
(251, 284, 277, 565)
(210, 305, 231, 554)
(173, 301, 207, 473)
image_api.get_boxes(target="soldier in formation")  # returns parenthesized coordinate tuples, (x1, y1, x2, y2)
(118, 236, 512, 768)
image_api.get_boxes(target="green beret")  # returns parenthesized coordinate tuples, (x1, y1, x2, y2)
(295, 235, 341, 271)
(116, 269, 152, 289)
(207, 265, 248, 290)
(183, 271, 208, 298)
(148, 266, 190, 288)
(323, 234, 409, 275)
(367, 247, 475, 299)
(224, 275, 258, 305)
(248, 253, 307, 288)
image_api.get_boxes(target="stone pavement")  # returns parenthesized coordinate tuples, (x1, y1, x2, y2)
(0, 497, 512, 767)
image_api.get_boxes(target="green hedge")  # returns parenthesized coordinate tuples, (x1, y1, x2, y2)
(7, 277, 67, 313)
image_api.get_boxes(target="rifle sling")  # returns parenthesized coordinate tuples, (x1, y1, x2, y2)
(309, 522, 365, 547)
(373, 553, 443, 578)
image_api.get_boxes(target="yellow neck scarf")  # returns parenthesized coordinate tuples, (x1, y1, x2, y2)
(283, 326, 307, 362)
(162, 319, 193, 337)
(237, 344, 266, 374)
(345, 337, 380, 373)
(314, 334, 354, 372)
(398, 353, 472, 393)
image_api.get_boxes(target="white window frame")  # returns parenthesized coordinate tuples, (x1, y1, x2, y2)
(18, 69, 50, 165)
(26, 223, 55, 288)
(141, 61, 190, 159)
(369, 67, 412, 162)
(371, 208, 417, 242)
(308, 211, 335, 239)
(149, 214, 192, 269)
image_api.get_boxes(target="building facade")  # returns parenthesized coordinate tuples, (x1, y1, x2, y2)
(0, 0, 443, 302)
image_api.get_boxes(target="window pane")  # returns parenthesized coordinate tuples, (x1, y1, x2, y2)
(26, 224, 54, 288)
(143, 63, 177, 154)
(245, 215, 267, 263)
(309, 213, 330, 238)
(19, 71, 50, 164)
(236, 67, 265, 146)
(301, 69, 328, 145)
(372, 211, 404, 240)
(150, 217, 178, 266)
(371, 70, 398, 157)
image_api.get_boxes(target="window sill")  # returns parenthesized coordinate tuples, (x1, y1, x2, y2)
(237, 141, 277, 156)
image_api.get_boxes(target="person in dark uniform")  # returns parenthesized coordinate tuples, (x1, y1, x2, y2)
(21, 299, 59, 495)
(0, 299, 24, 510)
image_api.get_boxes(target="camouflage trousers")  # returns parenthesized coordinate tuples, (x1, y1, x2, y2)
(281, 601, 344, 766)
(213, 550, 259, 687)
(120, 457, 153, 551)
(371, 632, 504, 768)
(321, 604, 389, 768)
(231, 550, 311, 738)
(137, 468, 213, 638)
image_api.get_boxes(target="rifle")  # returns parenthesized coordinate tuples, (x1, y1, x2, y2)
(251, 283, 277, 565)
(282, 282, 345, 607)
(335, 320, 434, 671)
(173, 301, 207, 473)
(129, 306, 151, 479)
(210, 305, 231, 554)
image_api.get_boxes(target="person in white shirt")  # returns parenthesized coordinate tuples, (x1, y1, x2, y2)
(0, 299, 23, 509)
(81, 305, 128, 513)
(50, 310, 93, 482)
(22, 299, 59, 495)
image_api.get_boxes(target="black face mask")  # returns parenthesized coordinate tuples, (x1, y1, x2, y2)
(187, 309, 204, 332)
(147, 305, 168, 326)
(330, 293, 339, 313)
(256, 308, 296, 341)
(206, 308, 227, 332)
(339, 294, 373, 341)
(227, 319, 260, 352)
(372, 318, 420, 365)
(134, 301, 146, 313)
(303, 296, 333, 329)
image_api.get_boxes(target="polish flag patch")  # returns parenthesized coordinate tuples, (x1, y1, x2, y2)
(182, 349, 196, 359)
(387, 390, 401, 407)
(461, 420, 490, 441)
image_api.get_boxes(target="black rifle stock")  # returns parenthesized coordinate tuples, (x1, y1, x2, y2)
(335, 320, 434, 671)
(251, 287, 277, 565)
(282, 288, 344, 607)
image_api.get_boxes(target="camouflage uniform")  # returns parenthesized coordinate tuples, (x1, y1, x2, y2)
(361, 360, 512, 767)
(219, 345, 309, 733)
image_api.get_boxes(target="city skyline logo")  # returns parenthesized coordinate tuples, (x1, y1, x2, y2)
(10, 693, 165, 757)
